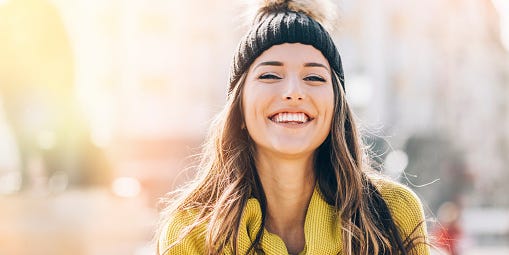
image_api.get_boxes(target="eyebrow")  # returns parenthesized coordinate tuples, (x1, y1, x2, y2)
(254, 61, 283, 69)
(304, 62, 330, 73)
(254, 61, 330, 73)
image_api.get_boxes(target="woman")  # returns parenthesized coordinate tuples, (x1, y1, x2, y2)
(157, 0, 429, 254)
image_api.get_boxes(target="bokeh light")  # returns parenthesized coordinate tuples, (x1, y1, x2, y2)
(111, 177, 141, 198)
(384, 150, 409, 179)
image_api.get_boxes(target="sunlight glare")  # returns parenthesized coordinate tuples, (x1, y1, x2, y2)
(492, 0, 509, 51)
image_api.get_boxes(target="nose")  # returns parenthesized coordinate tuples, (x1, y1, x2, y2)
(282, 75, 305, 101)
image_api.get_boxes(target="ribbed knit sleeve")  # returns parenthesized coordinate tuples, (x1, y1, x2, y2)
(377, 180, 430, 255)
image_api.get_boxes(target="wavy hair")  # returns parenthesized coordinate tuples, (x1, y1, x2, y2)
(157, 68, 426, 254)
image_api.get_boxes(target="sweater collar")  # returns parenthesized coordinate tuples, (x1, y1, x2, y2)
(236, 185, 342, 254)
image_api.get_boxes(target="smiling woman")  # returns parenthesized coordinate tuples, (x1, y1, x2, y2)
(156, 0, 430, 254)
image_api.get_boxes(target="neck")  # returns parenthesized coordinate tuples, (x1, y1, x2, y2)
(255, 149, 316, 253)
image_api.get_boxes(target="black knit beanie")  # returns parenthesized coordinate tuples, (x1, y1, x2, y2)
(228, 1, 345, 94)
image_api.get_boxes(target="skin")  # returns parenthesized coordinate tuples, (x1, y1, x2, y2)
(242, 43, 335, 255)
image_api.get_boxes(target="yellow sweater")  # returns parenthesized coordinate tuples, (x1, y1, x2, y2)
(158, 180, 429, 254)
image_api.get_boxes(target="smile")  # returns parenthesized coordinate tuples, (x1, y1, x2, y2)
(269, 112, 313, 124)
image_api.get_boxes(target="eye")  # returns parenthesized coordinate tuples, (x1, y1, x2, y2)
(304, 75, 326, 82)
(258, 73, 282, 80)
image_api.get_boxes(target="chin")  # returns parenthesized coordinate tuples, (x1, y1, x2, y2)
(270, 142, 317, 157)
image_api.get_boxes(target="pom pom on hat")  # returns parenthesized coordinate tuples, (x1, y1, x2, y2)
(253, 0, 338, 32)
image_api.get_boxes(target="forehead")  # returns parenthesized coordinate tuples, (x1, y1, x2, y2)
(252, 43, 330, 67)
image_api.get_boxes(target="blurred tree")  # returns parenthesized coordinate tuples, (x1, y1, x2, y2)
(0, 0, 112, 191)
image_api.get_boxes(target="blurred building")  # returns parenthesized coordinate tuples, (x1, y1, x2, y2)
(338, 0, 509, 207)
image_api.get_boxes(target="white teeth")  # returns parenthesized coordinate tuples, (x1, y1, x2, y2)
(272, 112, 309, 123)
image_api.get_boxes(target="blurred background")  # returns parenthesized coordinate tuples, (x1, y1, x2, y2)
(0, 0, 508, 254)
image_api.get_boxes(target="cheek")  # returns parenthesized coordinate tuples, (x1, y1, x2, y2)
(316, 89, 335, 141)
(319, 87, 336, 122)
(242, 83, 273, 114)
(241, 86, 251, 112)
(241, 85, 260, 127)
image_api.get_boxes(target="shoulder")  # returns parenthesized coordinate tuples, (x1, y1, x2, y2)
(157, 209, 206, 255)
(375, 179, 424, 212)
(373, 178, 430, 252)
(373, 178, 427, 234)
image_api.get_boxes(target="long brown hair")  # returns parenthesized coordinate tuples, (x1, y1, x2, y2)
(157, 67, 426, 254)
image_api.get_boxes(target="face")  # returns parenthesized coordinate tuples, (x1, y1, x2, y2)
(242, 43, 335, 159)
